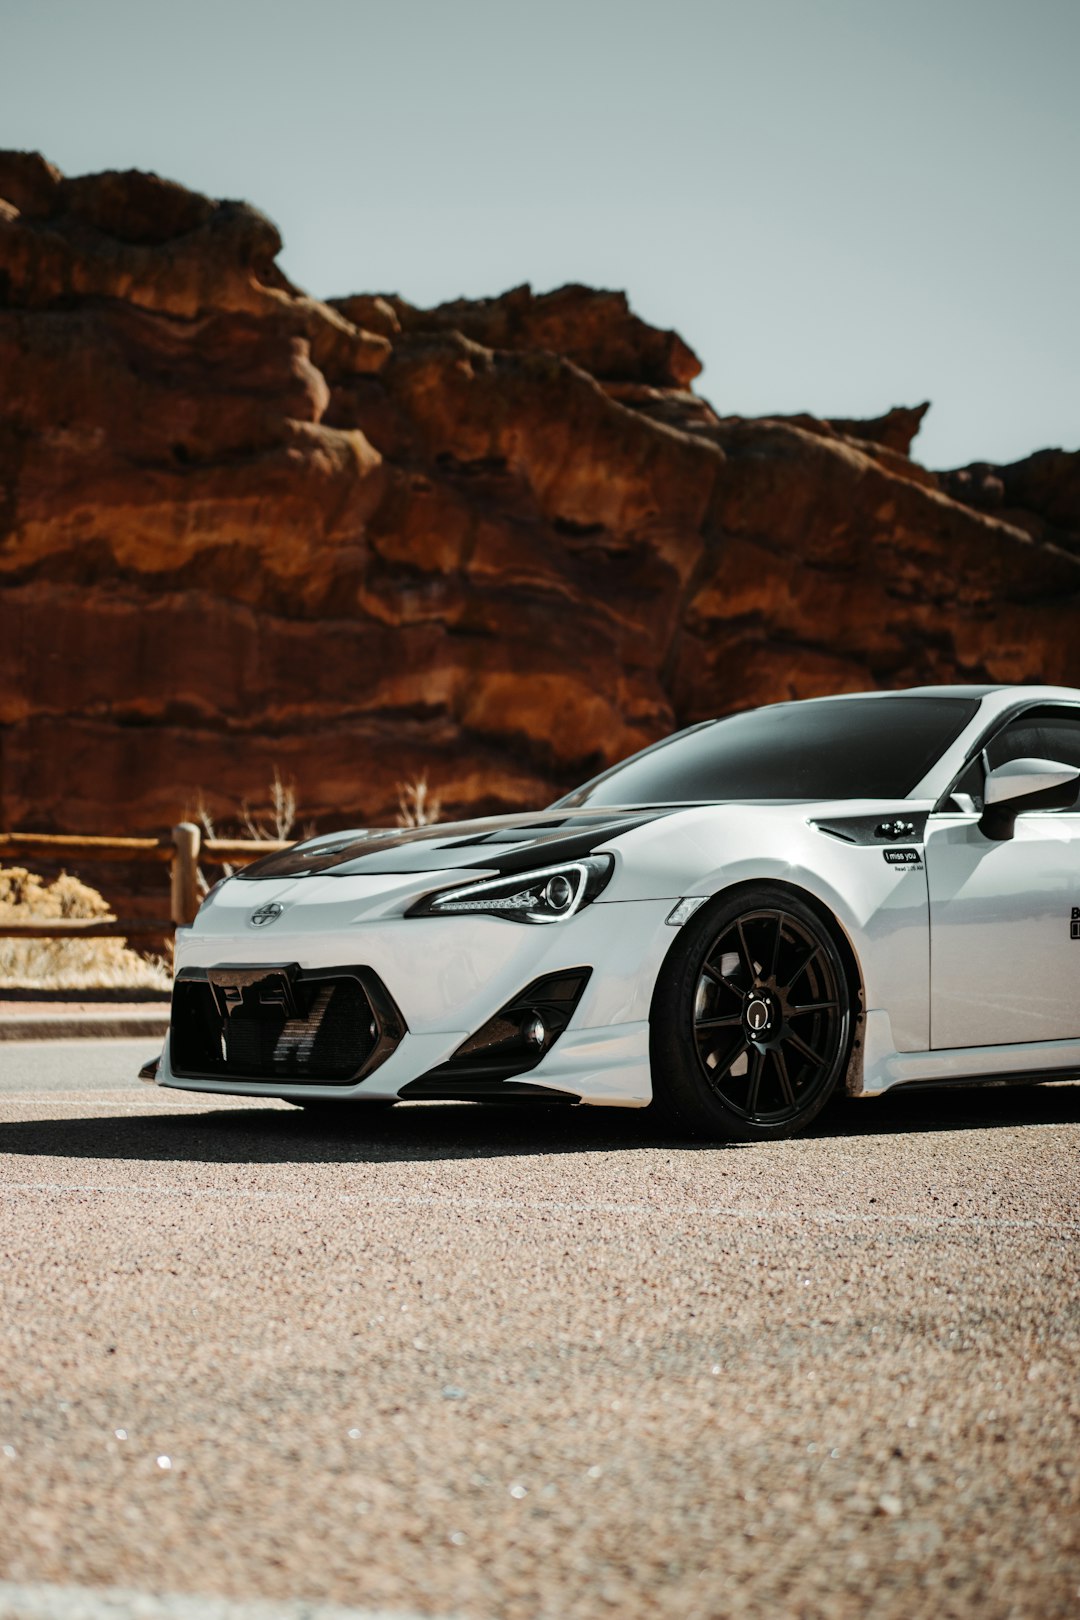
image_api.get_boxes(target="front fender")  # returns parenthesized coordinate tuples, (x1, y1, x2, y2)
(605, 804, 929, 1053)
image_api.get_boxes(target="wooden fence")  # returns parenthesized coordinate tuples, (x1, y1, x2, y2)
(0, 823, 292, 937)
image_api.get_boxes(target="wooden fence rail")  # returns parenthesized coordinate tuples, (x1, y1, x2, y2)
(0, 822, 293, 937)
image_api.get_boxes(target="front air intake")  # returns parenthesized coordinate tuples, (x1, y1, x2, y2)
(170, 963, 405, 1085)
(397, 967, 591, 1101)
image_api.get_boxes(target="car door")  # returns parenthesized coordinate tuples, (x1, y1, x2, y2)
(924, 704, 1080, 1051)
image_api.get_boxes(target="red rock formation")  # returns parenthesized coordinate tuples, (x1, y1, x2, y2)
(2, 151, 1078, 835)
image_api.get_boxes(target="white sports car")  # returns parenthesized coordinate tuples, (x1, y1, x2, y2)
(150, 684, 1080, 1140)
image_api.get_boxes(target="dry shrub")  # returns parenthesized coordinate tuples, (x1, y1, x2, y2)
(241, 768, 301, 841)
(0, 865, 170, 991)
(190, 769, 310, 893)
(396, 775, 442, 827)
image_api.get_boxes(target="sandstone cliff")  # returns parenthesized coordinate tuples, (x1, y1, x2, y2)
(2, 151, 1078, 833)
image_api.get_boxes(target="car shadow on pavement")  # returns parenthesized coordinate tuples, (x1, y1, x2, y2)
(1, 1081, 1078, 1166)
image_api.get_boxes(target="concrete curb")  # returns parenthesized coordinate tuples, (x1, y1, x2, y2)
(0, 1011, 169, 1042)
(0, 1582, 458, 1620)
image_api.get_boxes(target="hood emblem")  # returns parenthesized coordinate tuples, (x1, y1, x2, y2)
(249, 902, 285, 928)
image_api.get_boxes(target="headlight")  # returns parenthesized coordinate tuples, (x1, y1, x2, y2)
(407, 855, 614, 925)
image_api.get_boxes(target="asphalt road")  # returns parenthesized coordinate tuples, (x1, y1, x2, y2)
(0, 1043, 1078, 1620)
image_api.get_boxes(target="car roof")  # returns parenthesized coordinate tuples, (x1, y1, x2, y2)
(885, 684, 1005, 698)
(790, 684, 1006, 702)
(556, 685, 1080, 811)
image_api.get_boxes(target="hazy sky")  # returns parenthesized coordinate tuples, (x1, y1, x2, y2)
(3, 0, 1077, 468)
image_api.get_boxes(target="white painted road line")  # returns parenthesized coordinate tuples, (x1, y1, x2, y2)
(0, 1581, 461, 1620)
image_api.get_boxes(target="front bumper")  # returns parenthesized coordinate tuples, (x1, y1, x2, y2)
(155, 893, 678, 1107)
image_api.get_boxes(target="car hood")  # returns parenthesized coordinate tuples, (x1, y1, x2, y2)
(236, 807, 680, 881)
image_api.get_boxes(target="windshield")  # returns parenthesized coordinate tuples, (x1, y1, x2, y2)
(557, 695, 981, 807)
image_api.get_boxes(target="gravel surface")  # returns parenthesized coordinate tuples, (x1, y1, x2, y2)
(1, 1043, 1078, 1619)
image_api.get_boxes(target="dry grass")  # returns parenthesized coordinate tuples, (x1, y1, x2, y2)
(396, 775, 442, 827)
(0, 865, 171, 992)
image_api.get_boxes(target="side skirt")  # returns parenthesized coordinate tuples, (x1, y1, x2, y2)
(859, 1009, 1080, 1095)
(889, 1067, 1080, 1093)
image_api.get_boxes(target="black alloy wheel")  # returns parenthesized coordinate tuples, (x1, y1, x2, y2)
(651, 884, 854, 1141)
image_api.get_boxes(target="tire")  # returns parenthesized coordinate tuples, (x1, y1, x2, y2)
(650, 884, 854, 1142)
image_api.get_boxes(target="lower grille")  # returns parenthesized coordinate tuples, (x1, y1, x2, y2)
(170, 963, 405, 1085)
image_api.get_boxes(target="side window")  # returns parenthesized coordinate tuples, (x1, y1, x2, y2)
(949, 707, 1080, 812)
(987, 712, 1080, 772)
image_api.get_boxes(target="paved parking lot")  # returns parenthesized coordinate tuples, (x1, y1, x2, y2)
(1, 1042, 1078, 1619)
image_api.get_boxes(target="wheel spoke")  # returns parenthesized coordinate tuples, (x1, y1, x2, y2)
(786, 1029, 826, 1068)
(786, 941, 821, 987)
(700, 959, 746, 1000)
(736, 917, 756, 977)
(767, 912, 785, 980)
(709, 1036, 749, 1077)
(700, 1030, 747, 1069)
(695, 1013, 744, 1032)
(774, 1045, 797, 1108)
(745, 1046, 765, 1115)
(788, 1000, 838, 1016)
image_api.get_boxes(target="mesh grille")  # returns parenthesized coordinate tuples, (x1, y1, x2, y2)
(171, 969, 385, 1084)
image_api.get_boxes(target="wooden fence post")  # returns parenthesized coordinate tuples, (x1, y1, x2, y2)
(171, 822, 202, 926)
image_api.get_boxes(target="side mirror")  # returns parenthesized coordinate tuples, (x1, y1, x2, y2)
(979, 756, 1080, 841)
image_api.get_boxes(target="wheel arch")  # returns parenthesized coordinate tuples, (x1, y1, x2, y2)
(650, 875, 867, 1095)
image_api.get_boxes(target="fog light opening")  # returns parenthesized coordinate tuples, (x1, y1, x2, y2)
(442, 967, 593, 1079)
(523, 1012, 548, 1049)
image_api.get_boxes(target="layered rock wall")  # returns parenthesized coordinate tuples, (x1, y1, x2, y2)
(2, 151, 1079, 833)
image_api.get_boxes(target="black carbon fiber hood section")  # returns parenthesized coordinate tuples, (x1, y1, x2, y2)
(237, 807, 677, 880)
